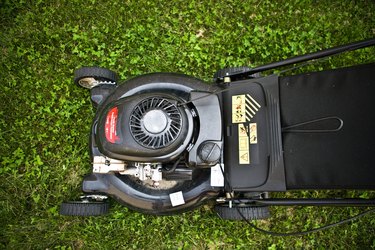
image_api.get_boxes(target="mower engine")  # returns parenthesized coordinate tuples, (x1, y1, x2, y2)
(95, 90, 222, 168)
(67, 69, 225, 215)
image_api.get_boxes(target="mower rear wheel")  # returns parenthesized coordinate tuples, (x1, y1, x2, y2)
(215, 204, 270, 220)
(74, 66, 118, 89)
(59, 201, 109, 216)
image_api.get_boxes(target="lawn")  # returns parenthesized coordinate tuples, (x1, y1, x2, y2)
(1, 0, 375, 249)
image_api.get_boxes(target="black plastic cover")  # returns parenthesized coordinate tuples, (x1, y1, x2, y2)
(280, 63, 375, 189)
(222, 75, 286, 191)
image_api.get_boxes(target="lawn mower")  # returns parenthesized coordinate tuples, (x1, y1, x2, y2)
(60, 38, 375, 226)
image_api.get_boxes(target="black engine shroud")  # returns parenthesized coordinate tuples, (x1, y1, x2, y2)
(96, 93, 193, 162)
(92, 73, 223, 168)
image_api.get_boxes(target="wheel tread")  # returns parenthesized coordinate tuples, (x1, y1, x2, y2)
(60, 202, 109, 216)
(74, 66, 118, 85)
(215, 205, 270, 220)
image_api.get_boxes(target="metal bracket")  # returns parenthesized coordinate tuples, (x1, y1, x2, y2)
(93, 156, 126, 174)
(80, 194, 108, 202)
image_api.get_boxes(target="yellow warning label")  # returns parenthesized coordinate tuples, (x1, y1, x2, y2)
(232, 94, 261, 124)
(239, 152, 249, 164)
(232, 95, 246, 123)
(238, 123, 248, 137)
(233, 95, 245, 105)
(239, 137, 249, 150)
(249, 123, 258, 144)
(238, 124, 250, 164)
(232, 94, 261, 164)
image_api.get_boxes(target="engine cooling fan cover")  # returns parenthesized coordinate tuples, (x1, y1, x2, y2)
(95, 92, 193, 162)
(130, 97, 183, 149)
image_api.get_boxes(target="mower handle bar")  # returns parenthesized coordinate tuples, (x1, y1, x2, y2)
(238, 37, 375, 77)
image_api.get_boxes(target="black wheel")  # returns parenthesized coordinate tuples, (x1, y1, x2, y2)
(59, 201, 109, 216)
(215, 205, 270, 220)
(74, 66, 118, 89)
(213, 66, 251, 81)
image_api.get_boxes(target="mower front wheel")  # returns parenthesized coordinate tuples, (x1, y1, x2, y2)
(74, 66, 118, 89)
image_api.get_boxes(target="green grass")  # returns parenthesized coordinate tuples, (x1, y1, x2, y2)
(1, 0, 375, 249)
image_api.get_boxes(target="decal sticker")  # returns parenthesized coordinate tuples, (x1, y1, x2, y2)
(169, 191, 185, 207)
(232, 94, 261, 123)
(249, 123, 258, 144)
(105, 107, 120, 143)
(240, 152, 249, 164)
(238, 123, 250, 164)
(232, 95, 246, 123)
(210, 164, 224, 187)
